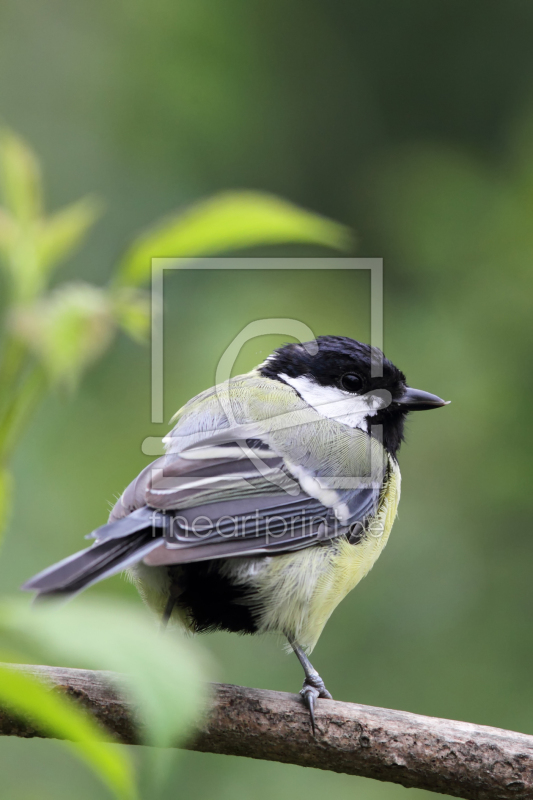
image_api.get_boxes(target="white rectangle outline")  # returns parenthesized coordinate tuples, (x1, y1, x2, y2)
(150, 257, 383, 425)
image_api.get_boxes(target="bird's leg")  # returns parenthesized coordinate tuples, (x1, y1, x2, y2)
(160, 580, 184, 632)
(288, 637, 332, 734)
(160, 594, 177, 631)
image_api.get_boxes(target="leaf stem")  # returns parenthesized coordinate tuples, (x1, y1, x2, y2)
(0, 362, 47, 464)
(0, 335, 28, 421)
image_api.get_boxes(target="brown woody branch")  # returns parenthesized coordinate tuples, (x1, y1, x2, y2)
(1, 664, 532, 800)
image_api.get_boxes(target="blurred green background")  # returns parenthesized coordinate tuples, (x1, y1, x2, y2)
(2, 1, 533, 798)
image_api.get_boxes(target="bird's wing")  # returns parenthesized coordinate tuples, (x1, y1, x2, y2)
(23, 375, 391, 596)
(100, 373, 389, 564)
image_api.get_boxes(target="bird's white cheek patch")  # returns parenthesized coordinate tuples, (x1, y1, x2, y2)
(279, 374, 382, 431)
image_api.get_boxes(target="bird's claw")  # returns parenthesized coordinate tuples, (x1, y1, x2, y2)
(300, 674, 332, 736)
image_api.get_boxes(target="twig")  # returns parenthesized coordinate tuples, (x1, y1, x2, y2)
(1, 664, 532, 800)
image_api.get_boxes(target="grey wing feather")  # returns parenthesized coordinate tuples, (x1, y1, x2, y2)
(97, 433, 382, 566)
(22, 525, 162, 596)
(23, 376, 389, 598)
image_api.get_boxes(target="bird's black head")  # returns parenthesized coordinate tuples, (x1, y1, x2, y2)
(259, 335, 447, 458)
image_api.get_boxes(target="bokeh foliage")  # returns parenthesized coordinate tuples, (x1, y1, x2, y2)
(2, 2, 533, 799)
(0, 129, 351, 798)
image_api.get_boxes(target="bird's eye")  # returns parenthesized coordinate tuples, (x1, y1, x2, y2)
(340, 373, 363, 393)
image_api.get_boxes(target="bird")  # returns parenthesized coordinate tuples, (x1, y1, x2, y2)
(23, 335, 448, 732)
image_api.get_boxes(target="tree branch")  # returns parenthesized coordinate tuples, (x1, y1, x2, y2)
(1, 664, 532, 800)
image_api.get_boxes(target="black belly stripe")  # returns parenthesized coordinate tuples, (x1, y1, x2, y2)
(169, 561, 259, 635)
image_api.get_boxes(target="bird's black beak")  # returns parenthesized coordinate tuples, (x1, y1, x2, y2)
(396, 387, 449, 411)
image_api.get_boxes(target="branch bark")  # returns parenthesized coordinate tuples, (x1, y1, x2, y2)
(1, 664, 532, 800)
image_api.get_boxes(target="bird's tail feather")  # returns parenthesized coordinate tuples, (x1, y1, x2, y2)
(22, 531, 161, 599)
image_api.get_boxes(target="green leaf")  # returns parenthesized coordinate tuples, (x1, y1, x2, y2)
(10, 282, 115, 389)
(1, 597, 208, 748)
(37, 197, 101, 273)
(112, 287, 150, 343)
(0, 663, 137, 800)
(0, 130, 42, 224)
(118, 191, 354, 286)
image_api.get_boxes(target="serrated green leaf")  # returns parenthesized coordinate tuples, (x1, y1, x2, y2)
(1, 597, 208, 748)
(10, 282, 115, 389)
(0, 130, 42, 224)
(118, 191, 354, 286)
(37, 197, 101, 273)
(112, 287, 150, 343)
(0, 663, 137, 800)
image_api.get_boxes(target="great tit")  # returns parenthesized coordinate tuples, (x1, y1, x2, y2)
(23, 335, 447, 730)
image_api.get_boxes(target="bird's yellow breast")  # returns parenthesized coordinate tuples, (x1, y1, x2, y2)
(251, 458, 401, 652)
